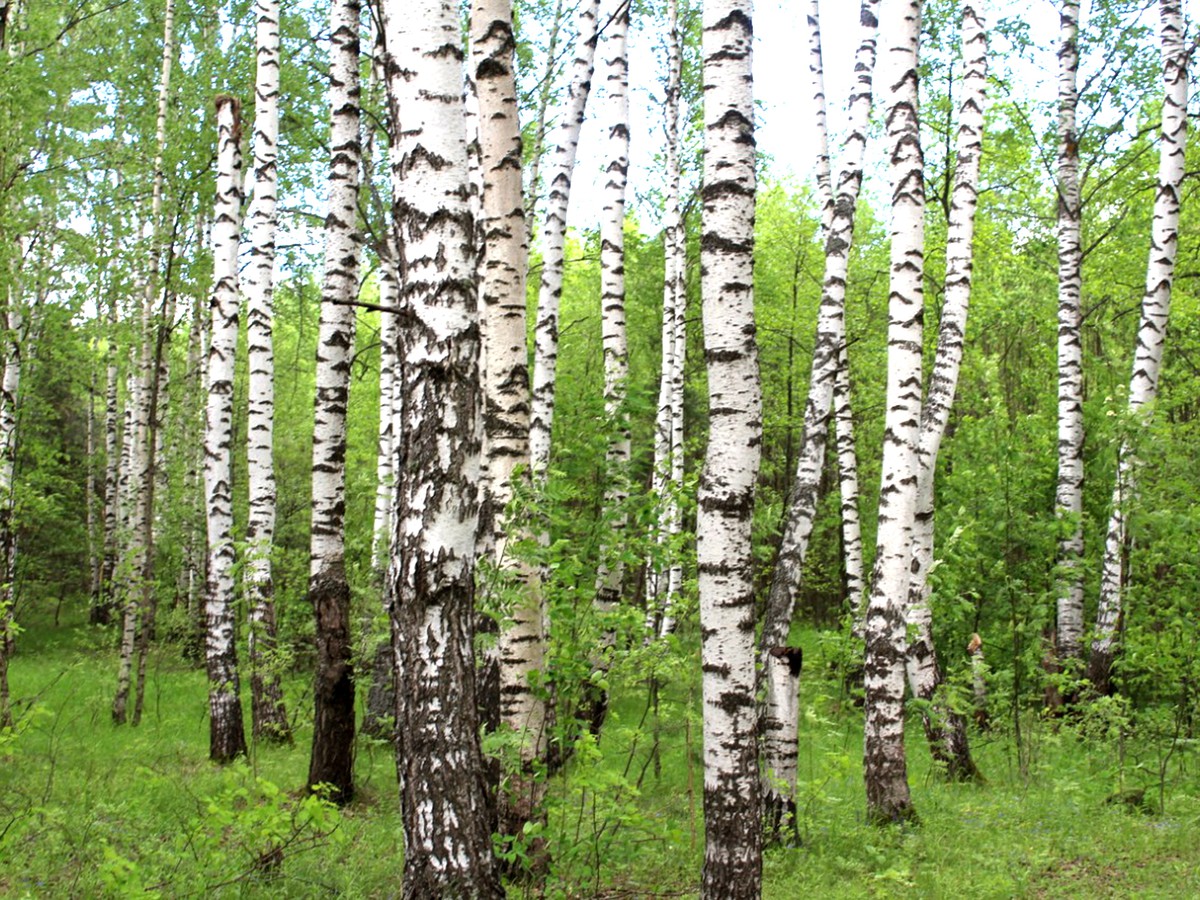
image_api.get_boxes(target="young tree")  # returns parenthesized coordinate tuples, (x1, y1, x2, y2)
(529, 0, 602, 480)
(698, 1, 762, 895)
(1053, 0, 1085, 667)
(380, 1, 504, 894)
(1089, 0, 1188, 694)
(587, 0, 632, 735)
(760, 0, 880, 829)
(0, 260, 20, 729)
(904, 3, 987, 782)
(863, 0, 923, 826)
(243, 0, 290, 744)
(307, 0, 362, 805)
(203, 94, 248, 764)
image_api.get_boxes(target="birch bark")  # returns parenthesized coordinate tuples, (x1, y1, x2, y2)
(380, 1, 504, 894)
(1089, 0, 1188, 695)
(863, 0, 923, 826)
(698, 2, 762, 894)
(245, 0, 290, 744)
(203, 95, 248, 764)
(307, 0, 362, 804)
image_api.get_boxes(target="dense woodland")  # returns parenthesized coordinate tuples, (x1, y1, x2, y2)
(2, 0, 1200, 896)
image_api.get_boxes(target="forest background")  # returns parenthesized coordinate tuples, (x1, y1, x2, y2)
(3, 0, 1200, 896)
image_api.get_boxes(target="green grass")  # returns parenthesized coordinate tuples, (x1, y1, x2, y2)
(3, 616, 1200, 897)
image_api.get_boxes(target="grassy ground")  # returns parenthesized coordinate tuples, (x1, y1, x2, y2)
(3, 614, 1199, 898)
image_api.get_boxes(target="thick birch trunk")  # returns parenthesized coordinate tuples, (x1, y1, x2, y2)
(245, 0, 290, 744)
(1089, 0, 1188, 695)
(904, 4, 986, 783)
(528, 0, 602, 481)
(586, 0, 632, 736)
(203, 95, 248, 764)
(760, 0, 880, 827)
(307, 0, 361, 805)
(863, 0, 923, 826)
(699, 3, 762, 895)
(470, 0, 547, 841)
(379, 2, 504, 895)
(1054, 0, 1086, 665)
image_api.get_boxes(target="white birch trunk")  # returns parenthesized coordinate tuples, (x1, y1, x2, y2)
(307, 0, 361, 804)
(203, 95, 248, 763)
(1054, 0, 1086, 664)
(0, 278, 19, 727)
(863, 0, 922, 826)
(379, 2, 504, 894)
(523, 0, 567, 246)
(760, 0, 880, 826)
(528, 0, 602, 481)
(698, 3, 762, 894)
(469, 0, 547, 839)
(834, 345, 866, 635)
(904, 3, 986, 782)
(1089, 0, 1188, 694)
(245, 0, 290, 744)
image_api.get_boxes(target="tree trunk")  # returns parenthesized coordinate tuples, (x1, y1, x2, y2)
(307, 0, 362, 805)
(1053, 0, 1085, 667)
(203, 94, 248, 764)
(379, 2, 504, 895)
(904, 3, 987, 784)
(863, 0, 923, 826)
(698, 3, 762, 895)
(0, 272, 19, 729)
(586, 0, 632, 737)
(244, 0, 291, 745)
(1089, 0, 1188, 695)
(760, 0, 881, 828)
(470, 0, 546, 843)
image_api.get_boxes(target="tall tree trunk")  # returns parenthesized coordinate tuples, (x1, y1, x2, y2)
(99, 293, 121, 627)
(245, 0, 290, 744)
(760, 0, 880, 829)
(307, 0, 361, 805)
(1053, 0, 1085, 668)
(0, 271, 19, 729)
(528, 0, 602, 482)
(1089, 0, 1188, 695)
(470, 0, 546, 842)
(379, 2, 504, 895)
(834, 345, 866, 635)
(649, 0, 685, 639)
(203, 95, 248, 764)
(698, 3, 762, 895)
(863, 0, 923, 826)
(523, 0, 566, 247)
(904, 4, 987, 783)
(586, 0, 632, 737)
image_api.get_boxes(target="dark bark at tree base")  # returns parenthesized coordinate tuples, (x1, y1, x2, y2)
(702, 769, 763, 899)
(1087, 647, 1117, 698)
(308, 573, 355, 805)
(250, 596, 293, 745)
(763, 792, 799, 848)
(209, 690, 248, 764)
(360, 640, 396, 741)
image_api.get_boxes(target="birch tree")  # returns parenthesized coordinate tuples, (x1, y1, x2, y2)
(904, 3, 986, 782)
(529, 0, 602, 480)
(203, 94, 248, 764)
(1089, 0, 1188, 695)
(1054, 0, 1086, 667)
(698, 1, 762, 893)
(586, 0, 633, 735)
(0, 264, 19, 729)
(760, 0, 880, 830)
(380, 0, 503, 894)
(244, 0, 290, 745)
(469, 0, 546, 840)
(863, 0, 923, 825)
(307, 0, 361, 804)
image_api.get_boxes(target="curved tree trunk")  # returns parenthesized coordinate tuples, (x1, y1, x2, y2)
(380, 2, 504, 895)
(904, 3, 987, 783)
(307, 0, 362, 805)
(1054, 0, 1086, 671)
(245, 0, 290, 745)
(1089, 0, 1188, 695)
(698, 3, 762, 895)
(863, 0, 923, 826)
(203, 95, 248, 764)
(760, 0, 881, 830)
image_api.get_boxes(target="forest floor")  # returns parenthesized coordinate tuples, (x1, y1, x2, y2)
(3, 611, 1200, 898)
